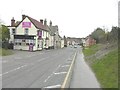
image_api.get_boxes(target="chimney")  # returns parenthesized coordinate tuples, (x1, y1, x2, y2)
(44, 19, 47, 26)
(40, 19, 43, 24)
(50, 20, 52, 26)
(11, 17, 15, 26)
(22, 15, 26, 20)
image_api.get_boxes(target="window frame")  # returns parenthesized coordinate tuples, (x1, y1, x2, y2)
(25, 28, 29, 35)
(12, 28, 16, 34)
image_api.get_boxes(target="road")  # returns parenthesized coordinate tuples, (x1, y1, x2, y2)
(1, 47, 77, 88)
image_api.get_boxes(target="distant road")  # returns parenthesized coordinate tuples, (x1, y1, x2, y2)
(2, 46, 78, 88)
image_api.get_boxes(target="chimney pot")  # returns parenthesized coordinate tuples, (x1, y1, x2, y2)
(44, 19, 47, 26)
(11, 17, 15, 26)
(50, 20, 52, 26)
(40, 19, 43, 24)
(22, 15, 26, 20)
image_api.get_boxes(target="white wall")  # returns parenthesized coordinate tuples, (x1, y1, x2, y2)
(8, 27, 16, 43)
(16, 17, 38, 35)
(61, 40, 64, 48)
(48, 34, 54, 47)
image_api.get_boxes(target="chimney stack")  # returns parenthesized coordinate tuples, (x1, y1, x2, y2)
(11, 17, 15, 26)
(22, 15, 26, 20)
(40, 19, 43, 24)
(44, 19, 47, 26)
(50, 20, 52, 27)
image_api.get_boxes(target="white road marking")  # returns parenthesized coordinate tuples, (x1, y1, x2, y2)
(44, 84, 61, 88)
(0, 64, 27, 77)
(44, 74, 53, 82)
(61, 65, 70, 67)
(44, 65, 61, 82)
(54, 72, 67, 75)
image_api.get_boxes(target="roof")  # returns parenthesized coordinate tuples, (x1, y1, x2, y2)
(16, 15, 48, 31)
(49, 25, 58, 35)
(27, 16, 47, 31)
(15, 21, 20, 26)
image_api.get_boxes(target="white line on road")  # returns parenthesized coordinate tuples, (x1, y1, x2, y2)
(44, 65, 61, 82)
(54, 72, 67, 75)
(1, 64, 27, 77)
(44, 84, 61, 88)
(44, 74, 53, 82)
(61, 65, 70, 67)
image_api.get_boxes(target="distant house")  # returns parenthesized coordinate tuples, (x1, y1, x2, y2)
(49, 25, 61, 49)
(45, 20, 54, 49)
(59, 35, 64, 48)
(85, 35, 96, 47)
(63, 36, 67, 47)
(81, 38, 86, 46)
(8, 15, 49, 51)
(66, 37, 82, 46)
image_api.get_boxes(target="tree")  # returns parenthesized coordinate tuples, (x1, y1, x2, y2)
(91, 27, 106, 43)
(1, 25, 10, 49)
(1, 25, 10, 41)
(108, 26, 118, 43)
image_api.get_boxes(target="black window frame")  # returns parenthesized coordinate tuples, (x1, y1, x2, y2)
(25, 28, 29, 35)
(12, 28, 16, 34)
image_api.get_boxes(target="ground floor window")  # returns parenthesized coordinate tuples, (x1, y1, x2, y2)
(14, 39, 35, 46)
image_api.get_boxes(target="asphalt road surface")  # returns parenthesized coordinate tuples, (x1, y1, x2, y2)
(1, 46, 78, 88)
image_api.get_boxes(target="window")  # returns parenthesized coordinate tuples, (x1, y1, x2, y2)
(25, 28, 28, 35)
(19, 43, 21, 45)
(12, 29, 16, 34)
(22, 39, 25, 42)
(26, 43, 29, 45)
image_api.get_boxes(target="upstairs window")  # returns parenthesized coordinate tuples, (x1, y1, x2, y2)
(25, 28, 28, 35)
(12, 29, 16, 34)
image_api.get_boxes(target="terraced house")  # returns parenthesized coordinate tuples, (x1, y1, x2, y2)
(8, 15, 64, 51)
(8, 15, 50, 51)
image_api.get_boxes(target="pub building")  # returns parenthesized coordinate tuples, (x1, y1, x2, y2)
(8, 15, 49, 51)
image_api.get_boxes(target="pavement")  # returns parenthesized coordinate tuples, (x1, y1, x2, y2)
(1, 47, 77, 88)
(70, 47, 101, 88)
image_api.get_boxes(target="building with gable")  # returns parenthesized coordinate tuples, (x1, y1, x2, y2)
(8, 15, 49, 51)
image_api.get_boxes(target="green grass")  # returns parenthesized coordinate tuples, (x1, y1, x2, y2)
(0, 48, 13, 56)
(83, 44, 118, 88)
(83, 44, 101, 56)
(92, 49, 118, 88)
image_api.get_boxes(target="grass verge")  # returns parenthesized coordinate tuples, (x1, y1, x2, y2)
(83, 44, 118, 88)
(0, 48, 13, 56)
(83, 44, 101, 56)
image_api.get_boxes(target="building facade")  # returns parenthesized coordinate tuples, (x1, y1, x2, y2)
(8, 15, 64, 51)
(85, 35, 96, 47)
(8, 15, 49, 51)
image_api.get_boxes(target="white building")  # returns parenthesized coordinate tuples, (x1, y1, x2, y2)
(8, 15, 49, 51)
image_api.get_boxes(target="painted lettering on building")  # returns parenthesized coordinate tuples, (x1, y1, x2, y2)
(22, 22, 31, 28)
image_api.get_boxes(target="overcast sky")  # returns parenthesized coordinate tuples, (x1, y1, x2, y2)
(0, 0, 118, 38)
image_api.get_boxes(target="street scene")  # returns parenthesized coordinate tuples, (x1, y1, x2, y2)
(0, 0, 119, 89)
(2, 47, 77, 88)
